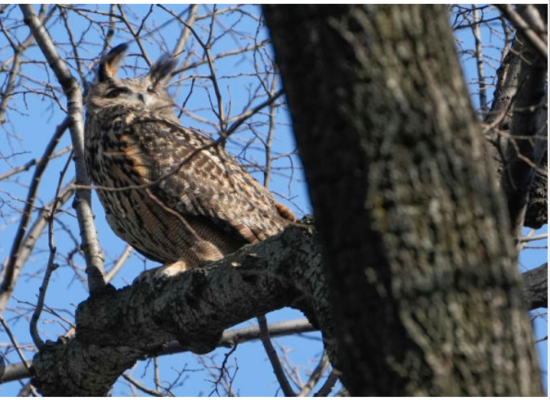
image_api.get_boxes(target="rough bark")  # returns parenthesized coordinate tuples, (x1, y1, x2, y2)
(3, 223, 544, 391)
(524, 154, 547, 229)
(500, 6, 548, 238)
(30, 222, 332, 396)
(485, 32, 548, 230)
(264, 4, 543, 396)
(522, 264, 548, 311)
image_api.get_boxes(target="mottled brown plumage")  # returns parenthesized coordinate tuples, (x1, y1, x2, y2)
(84, 44, 294, 281)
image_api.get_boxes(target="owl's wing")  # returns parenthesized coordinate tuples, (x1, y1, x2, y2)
(124, 116, 289, 244)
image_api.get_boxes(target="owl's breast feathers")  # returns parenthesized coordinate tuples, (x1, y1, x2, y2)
(85, 108, 294, 265)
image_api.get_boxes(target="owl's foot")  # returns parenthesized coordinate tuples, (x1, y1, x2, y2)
(133, 260, 189, 287)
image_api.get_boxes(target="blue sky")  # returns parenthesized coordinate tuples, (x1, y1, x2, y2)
(0, 4, 547, 396)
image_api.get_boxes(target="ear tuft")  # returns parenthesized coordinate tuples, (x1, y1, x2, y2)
(149, 54, 177, 86)
(98, 43, 129, 82)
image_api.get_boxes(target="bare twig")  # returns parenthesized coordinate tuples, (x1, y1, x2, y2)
(495, 4, 548, 59)
(158, 4, 227, 134)
(471, 6, 487, 113)
(520, 233, 548, 243)
(314, 371, 339, 397)
(174, 40, 271, 75)
(172, 4, 199, 58)
(117, 4, 152, 66)
(298, 352, 330, 397)
(264, 74, 278, 187)
(0, 146, 72, 181)
(257, 315, 296, 396)
(122, 373, 167, 397)
(225, 89, 284, 137)
(0, 118, 68, 316)
(0, 183, 74, 321)
(105, 245, 133, 283)
(29, 153, 72, 348)
(207, 343, 239, 397)
(0, 316, 33, 373)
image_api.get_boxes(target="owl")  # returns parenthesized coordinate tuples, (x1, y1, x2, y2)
(84, 44, 295, 282)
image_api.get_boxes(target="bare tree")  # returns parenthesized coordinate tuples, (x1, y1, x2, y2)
(0, 4, 546, 396)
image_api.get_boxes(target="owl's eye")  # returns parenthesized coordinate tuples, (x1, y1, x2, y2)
(105, 87, 132, 98)
(147, 86, 159, 95)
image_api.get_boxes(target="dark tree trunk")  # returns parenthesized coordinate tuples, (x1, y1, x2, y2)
(485, 31, 548, 231)
(500, 14, 547, 238)
(264, 4, 543, 396)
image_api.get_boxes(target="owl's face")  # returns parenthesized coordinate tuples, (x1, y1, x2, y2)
(86, 44, 177, 116)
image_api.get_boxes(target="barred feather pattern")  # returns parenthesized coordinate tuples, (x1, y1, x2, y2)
(85, 105, 294, 270)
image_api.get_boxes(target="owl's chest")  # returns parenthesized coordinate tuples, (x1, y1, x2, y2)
(86, 113, 151, 186)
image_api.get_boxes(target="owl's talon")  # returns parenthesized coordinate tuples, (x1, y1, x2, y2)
(133, 261, 189, 287)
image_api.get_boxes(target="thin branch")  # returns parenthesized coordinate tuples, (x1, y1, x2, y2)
(105, 245, 133, 283)
(157, 318, 315, 356)
(0, 146, 72, 181)
(495, 5, 548, 59)
(158, 4, 226, 134)
(173, 40, 271, 75)
(225, 89, 284, 137)
(263, 74, 278, 187)
(30, 153, 72, 348)
(314, 371, 339, 397)
(0, 184, 74, 327)
(0, 316, 33, 374)
(298, 351, 330, 397)
(122, 373, 167, 397)
(471, 6, 487, 113)
(172, 4, 199, 58)
(0, 118, 69, 317)
(257, 315, 296, 396)
(1, 318, 316, 385)
(117, 4, 152, 66)
(520, 233, 548, 243)
(20, 4, 106, 294)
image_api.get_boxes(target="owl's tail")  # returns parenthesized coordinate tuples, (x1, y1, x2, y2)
(275, 203, 296, 223)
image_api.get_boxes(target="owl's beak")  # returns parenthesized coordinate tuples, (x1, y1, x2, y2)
(137, 92, 152, 106)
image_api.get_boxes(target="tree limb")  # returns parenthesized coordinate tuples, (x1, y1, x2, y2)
(28, 223, 327, 396)
(500, 27, 547, 240)
(522, 264, 548, 310)
(2, 218, 545, 393)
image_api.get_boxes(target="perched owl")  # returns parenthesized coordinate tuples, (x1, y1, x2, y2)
(84, 44, 295, 282)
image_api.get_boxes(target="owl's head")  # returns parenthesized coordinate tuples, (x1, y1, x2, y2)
(86, 44, 177, 116)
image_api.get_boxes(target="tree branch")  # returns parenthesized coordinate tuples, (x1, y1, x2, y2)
(500, 28, 548, 240)
(20, 4, 106, 295)
(0, 119, 68, 316)
(522, 264, 548, 310)
(1, 219, 545, 393)
(495, 4, 548, 59)
(0, 318, 314, 385)
(28, 223, 327, 395)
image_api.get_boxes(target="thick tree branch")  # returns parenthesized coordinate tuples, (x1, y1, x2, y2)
(28, 223, 328, 396)
(500, 27, 547, 239)
(1, 318, 314, 385)
(2, 218, 545, 393)
(522, 264, 548, 310)
(483, 33, 548, 230)
(20, 4, 106, 294)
